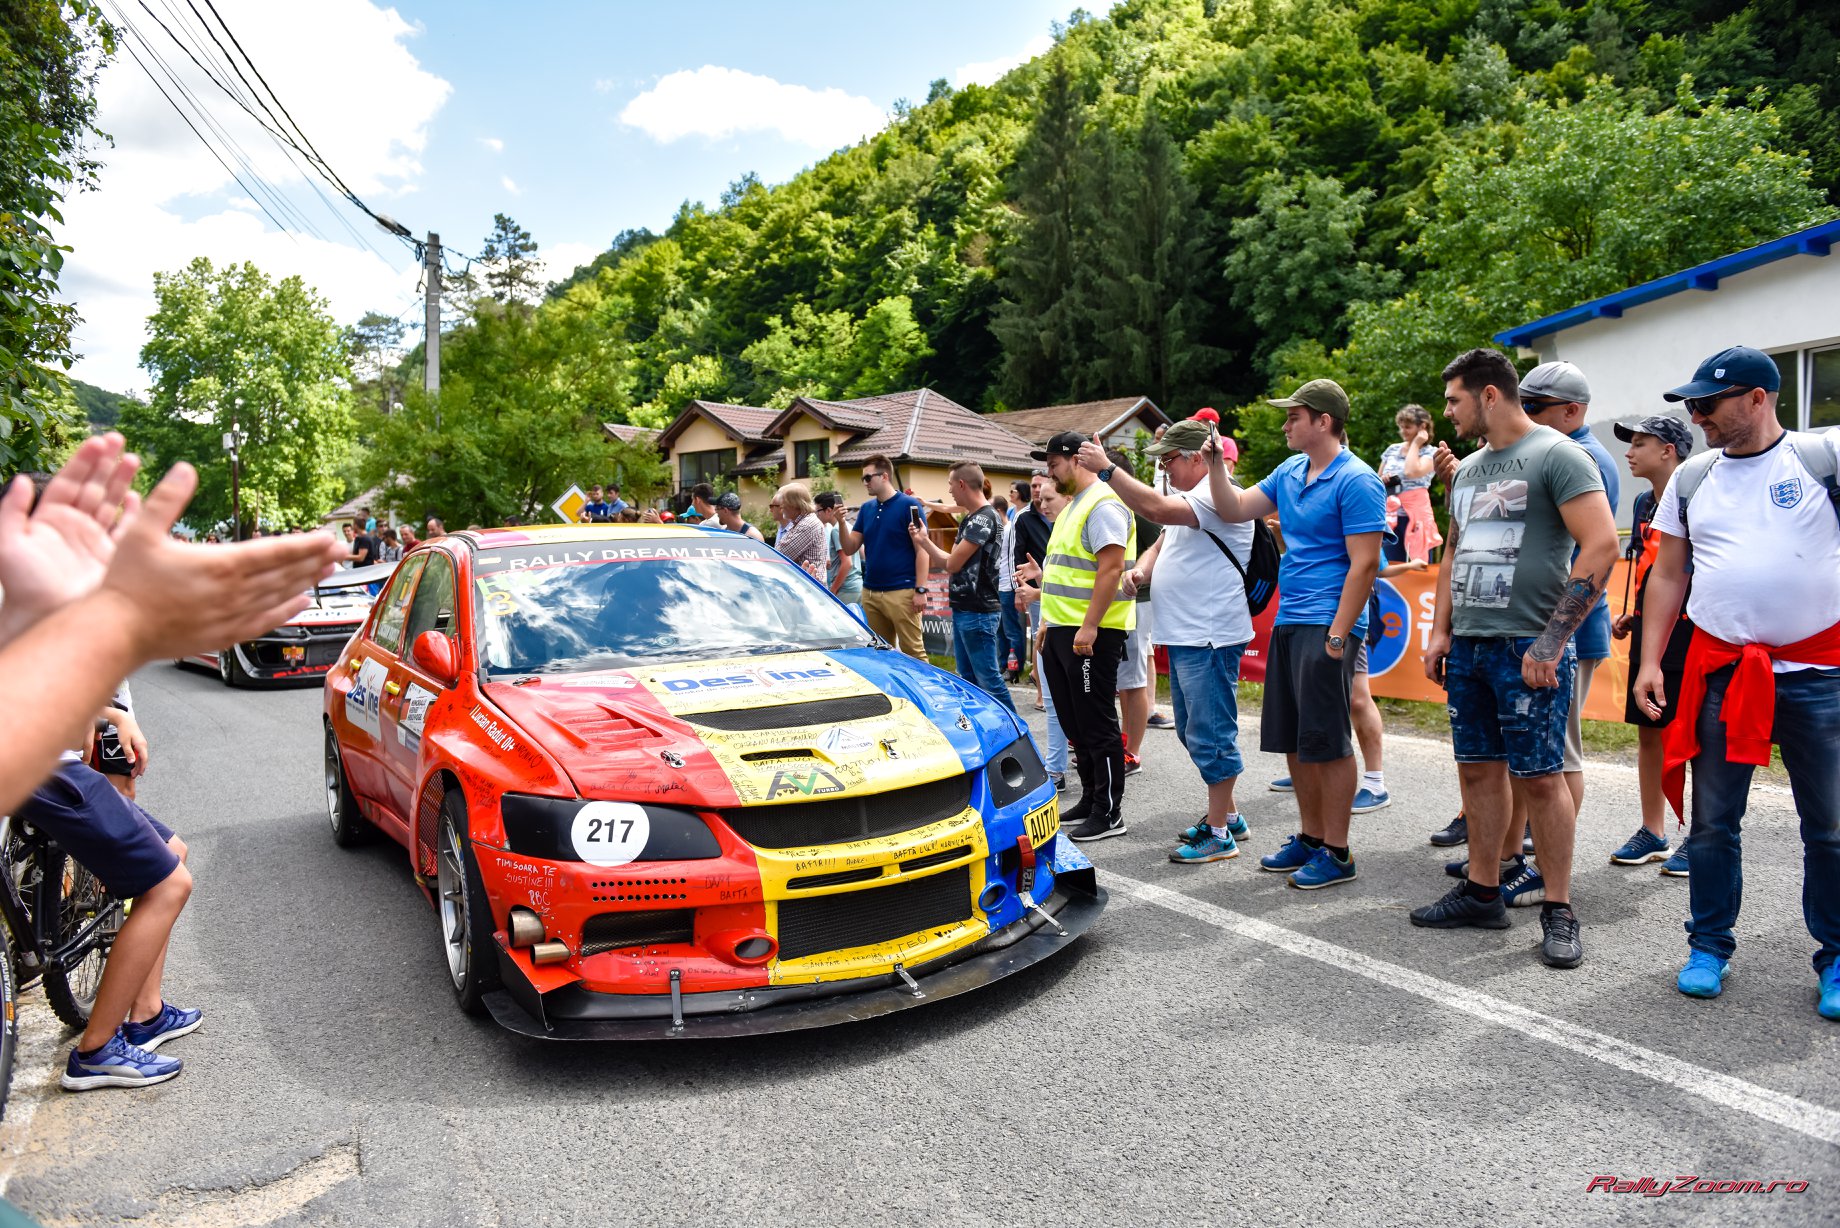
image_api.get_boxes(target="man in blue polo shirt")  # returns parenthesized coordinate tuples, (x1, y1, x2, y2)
(1207, 379, 1386, 889)
(836, 453, 930, 659)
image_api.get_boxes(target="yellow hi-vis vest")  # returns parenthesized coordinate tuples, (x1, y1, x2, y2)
(1040, 482, 1136, 631)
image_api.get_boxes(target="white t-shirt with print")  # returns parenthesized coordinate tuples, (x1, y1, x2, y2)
(1651, 432, 1840, 672)
(1151, 486, 1256, 648)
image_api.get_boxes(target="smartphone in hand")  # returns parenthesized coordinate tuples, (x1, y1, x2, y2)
(909, 506, 924, 530)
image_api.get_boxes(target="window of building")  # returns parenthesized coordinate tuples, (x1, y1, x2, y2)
(679, 448, 733, 488)
(1810, 346, 1840, 431)
(794, 438, 829, 478)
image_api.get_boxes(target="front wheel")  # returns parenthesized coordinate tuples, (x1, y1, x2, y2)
(435, 793, 498, 1016)
(39, 846, 121, 1030)
(217, 645, 250, 688)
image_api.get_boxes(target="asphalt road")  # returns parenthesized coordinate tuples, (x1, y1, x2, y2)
(3, 662, 1837, 1227)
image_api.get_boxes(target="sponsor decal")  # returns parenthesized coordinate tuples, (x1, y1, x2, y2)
(817, 727, 873, 755)
(1024, 800, 1059, 847)
(1770, 477, 1804, 508)
(766, 767, 846, 798)
(1366, 578, 1412, 678)
(657, 665, 839, 694)
(468, 705, 516, 752)
(347, 658, 388, 737)
(398, 684, 437, 752)
(558, 672, 640, 689)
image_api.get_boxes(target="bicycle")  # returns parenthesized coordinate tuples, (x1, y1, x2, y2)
(0, 813, 125, 1118)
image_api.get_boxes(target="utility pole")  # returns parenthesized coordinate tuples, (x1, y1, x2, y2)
(423, 231, 442, 397)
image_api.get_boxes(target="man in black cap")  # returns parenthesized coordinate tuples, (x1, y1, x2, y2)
(1634, 346, 1840, 1016)
(1605, 413, 1696, 876)
(712, 491, 764, 542)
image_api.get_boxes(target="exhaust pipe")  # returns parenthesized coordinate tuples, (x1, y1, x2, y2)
(507, 907, 545, 948)
(529, 940, 570, 965)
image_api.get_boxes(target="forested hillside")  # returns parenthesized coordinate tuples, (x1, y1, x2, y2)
(396, 0, 1839, 494)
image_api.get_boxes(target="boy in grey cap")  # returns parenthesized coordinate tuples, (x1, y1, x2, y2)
(1606, 414, 1696, 876)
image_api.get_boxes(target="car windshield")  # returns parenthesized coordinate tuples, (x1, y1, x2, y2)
(472, 534, 872, 675)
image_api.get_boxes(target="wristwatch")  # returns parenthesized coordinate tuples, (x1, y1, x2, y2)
(1097, 466, 1116, 483)
(1326, 633, 1346, 652)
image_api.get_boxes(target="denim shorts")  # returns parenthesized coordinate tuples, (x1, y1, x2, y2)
(1445, 636, 1575, 779)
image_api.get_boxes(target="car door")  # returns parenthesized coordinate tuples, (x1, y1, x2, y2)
(377, 550, 458, 816)
(338, 554, 424, 814)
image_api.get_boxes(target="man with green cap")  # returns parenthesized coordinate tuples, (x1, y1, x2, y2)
(1207, 379, 1387, 889)
(1076, 418, 1257, 863)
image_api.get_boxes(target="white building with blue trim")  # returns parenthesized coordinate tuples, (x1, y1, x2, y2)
(1495, 218, 1840, 516)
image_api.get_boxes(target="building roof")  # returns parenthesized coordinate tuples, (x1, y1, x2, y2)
(601, 422, 657, 446)
(765, 396, 882, 437)
(983, 396, 1167, 444)
(653, 400, 782, 451)
(807, 389, 1039, 472)
(1495, 219, 1840, 350)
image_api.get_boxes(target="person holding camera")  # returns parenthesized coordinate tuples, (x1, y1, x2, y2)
(837, 455, 929, 659)
(1376, 404, 1442, 563)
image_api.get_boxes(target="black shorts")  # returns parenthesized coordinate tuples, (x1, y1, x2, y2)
(1623, 615, 1689, 730)
(21, 763, 179, 899)
(1261, 623, 1358, 763)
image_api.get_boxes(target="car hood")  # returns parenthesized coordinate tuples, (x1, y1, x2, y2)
(479, 648, 1019, 809)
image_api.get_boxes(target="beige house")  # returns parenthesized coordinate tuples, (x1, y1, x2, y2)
(983, 395, 1169, 451)
(652, 389, 1040, 514)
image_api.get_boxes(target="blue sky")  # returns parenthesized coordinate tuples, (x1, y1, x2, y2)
(61, 0, 1073, 393)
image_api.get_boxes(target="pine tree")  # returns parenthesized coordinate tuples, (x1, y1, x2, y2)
(480, 213, 542, 304)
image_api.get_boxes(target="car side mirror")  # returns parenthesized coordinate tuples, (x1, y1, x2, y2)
(411, 630, 457, 686)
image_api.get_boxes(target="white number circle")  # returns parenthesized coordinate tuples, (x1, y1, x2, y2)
(570, 801, 650, 867)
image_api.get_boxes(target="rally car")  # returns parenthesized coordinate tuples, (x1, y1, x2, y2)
(180, 562, 389, 686)
(321, 525, 1103, 1038)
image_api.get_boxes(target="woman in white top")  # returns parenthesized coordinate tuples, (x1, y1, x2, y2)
(1376, 403, 1443, 562)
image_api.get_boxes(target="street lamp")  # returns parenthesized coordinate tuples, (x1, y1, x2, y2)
(221, 421, 246, 539)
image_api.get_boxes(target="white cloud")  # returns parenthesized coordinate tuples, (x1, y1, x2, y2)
(56, 0, 451, 392)
(592, 77, 617, 94)
(618, 66, 885, 148)
(539, 241, 603, 289)
(501, 176, 521, 196)
(480, 136, 504, 153)
(953, 34, 1053, 88)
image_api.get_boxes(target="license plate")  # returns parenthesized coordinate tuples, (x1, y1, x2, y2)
(283, 645, 306, 662)
(1025, 799, 1058, 847)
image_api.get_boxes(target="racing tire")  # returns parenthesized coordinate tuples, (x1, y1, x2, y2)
(39, 845, 120, 1031)
(435, 792, 498, 1017)
(217, 646, 251, 688)
(324, 726, 370, 848)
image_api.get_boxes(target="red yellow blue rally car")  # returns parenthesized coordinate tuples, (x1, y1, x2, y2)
(322, 524, 1103, 1038)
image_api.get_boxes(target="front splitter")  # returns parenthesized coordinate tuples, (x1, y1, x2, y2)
(482, 883, 1105, 1041)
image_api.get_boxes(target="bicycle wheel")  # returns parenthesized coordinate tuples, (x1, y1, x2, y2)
(0, 940, 16, 1121)
(39, 846, 122, 1031)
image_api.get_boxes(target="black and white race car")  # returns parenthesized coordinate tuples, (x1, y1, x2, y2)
(178, 562, 391, 687)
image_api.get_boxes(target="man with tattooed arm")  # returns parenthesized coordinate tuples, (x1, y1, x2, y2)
(1411, 349, 1619, 968)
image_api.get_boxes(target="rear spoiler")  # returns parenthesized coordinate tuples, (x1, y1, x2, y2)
(317, 561, 396, 592)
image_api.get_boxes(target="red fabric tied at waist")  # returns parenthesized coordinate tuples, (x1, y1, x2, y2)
(1663, 621, 1840, 822)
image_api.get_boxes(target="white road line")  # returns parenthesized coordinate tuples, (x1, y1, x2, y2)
(1103, 869, 1840, 1148)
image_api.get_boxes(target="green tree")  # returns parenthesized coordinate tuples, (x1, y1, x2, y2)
(344, 310, 406, 416)
(479, 212, 542, 304)
(739, 296, 932, 407)
(1, 0, 114, 470)
(120, 258, 356, 530)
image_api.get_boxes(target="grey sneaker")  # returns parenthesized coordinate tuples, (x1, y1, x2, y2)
(1539, 905, 1584, 968)
(1410, 880, 1511, 929)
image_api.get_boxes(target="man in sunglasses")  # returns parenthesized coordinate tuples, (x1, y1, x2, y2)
(1635, 345, 1840, 1017)
(836, 454, 930, 659)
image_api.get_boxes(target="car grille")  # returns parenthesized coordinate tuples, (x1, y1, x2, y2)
(579, 909, 695, 956)
(718, 773, 973, 849)
(776, 864, 972, 961)
(685, 693, 893, 731)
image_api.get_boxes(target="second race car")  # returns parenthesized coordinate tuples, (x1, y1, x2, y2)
(180, 561, 389, 686)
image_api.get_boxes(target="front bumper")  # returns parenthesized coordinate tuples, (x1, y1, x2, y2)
(482, 873, 1103, 1041)
(233, 627, 360, 681)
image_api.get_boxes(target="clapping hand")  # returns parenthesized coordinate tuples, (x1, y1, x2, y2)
(0, 433, 141, 641)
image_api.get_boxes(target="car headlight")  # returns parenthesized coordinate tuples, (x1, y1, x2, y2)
(984, 735, 1049, 809)
(499, 794, 721, 865)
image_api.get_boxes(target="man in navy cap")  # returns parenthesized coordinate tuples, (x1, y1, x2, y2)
(1634, 346, 1840, 1017)
(1605, 413, 1696, 877)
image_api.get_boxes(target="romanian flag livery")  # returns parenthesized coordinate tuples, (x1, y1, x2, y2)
(324, 524, 1104, 1039)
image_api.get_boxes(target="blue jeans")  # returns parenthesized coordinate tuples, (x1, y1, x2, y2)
(1445, 636, 1576, 779)
(1687, 666, 1840, 973)
(1041, 673, 1068, 774)
(1166, 643, 1248, 785)
(998, 593, 1026, 677)
(951, 610, 1018, 714)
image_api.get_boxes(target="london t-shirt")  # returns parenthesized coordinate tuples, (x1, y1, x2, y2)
(852, 492, 924, 591)
(948, 504, 1002, 613)
(1447, 425, 1604, 640)
(1151, 486, 1255, 649)
(1651, 431, 1840, 672)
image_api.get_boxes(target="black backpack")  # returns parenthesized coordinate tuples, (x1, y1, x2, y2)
(1202, 518, 1282, 617)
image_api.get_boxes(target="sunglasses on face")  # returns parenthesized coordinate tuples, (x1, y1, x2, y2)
(1684, 387, 1752, 418)
(1522, 398, 1565, 414)
(861, 472, 883, 483)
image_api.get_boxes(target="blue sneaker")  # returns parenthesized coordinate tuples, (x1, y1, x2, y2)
(1677, 951, 1730, 999)
(1610, 828, 1670, 866)
(1171, 831, 1239, 864)
(1821, 965, 1840, 1021)
(1659, 846, 1689, 877)
(1501, 858, 1545, 907)
(1351, 786, 1390, 813)
(1288, 847, 1356, 890)
(121, 1001, 203, 1051)
(62, 1030, 182, 1092)
(1176, 815, 1250, 844)
(1269, 776, 1294, 793)
(1260, 834, 1316, 873)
